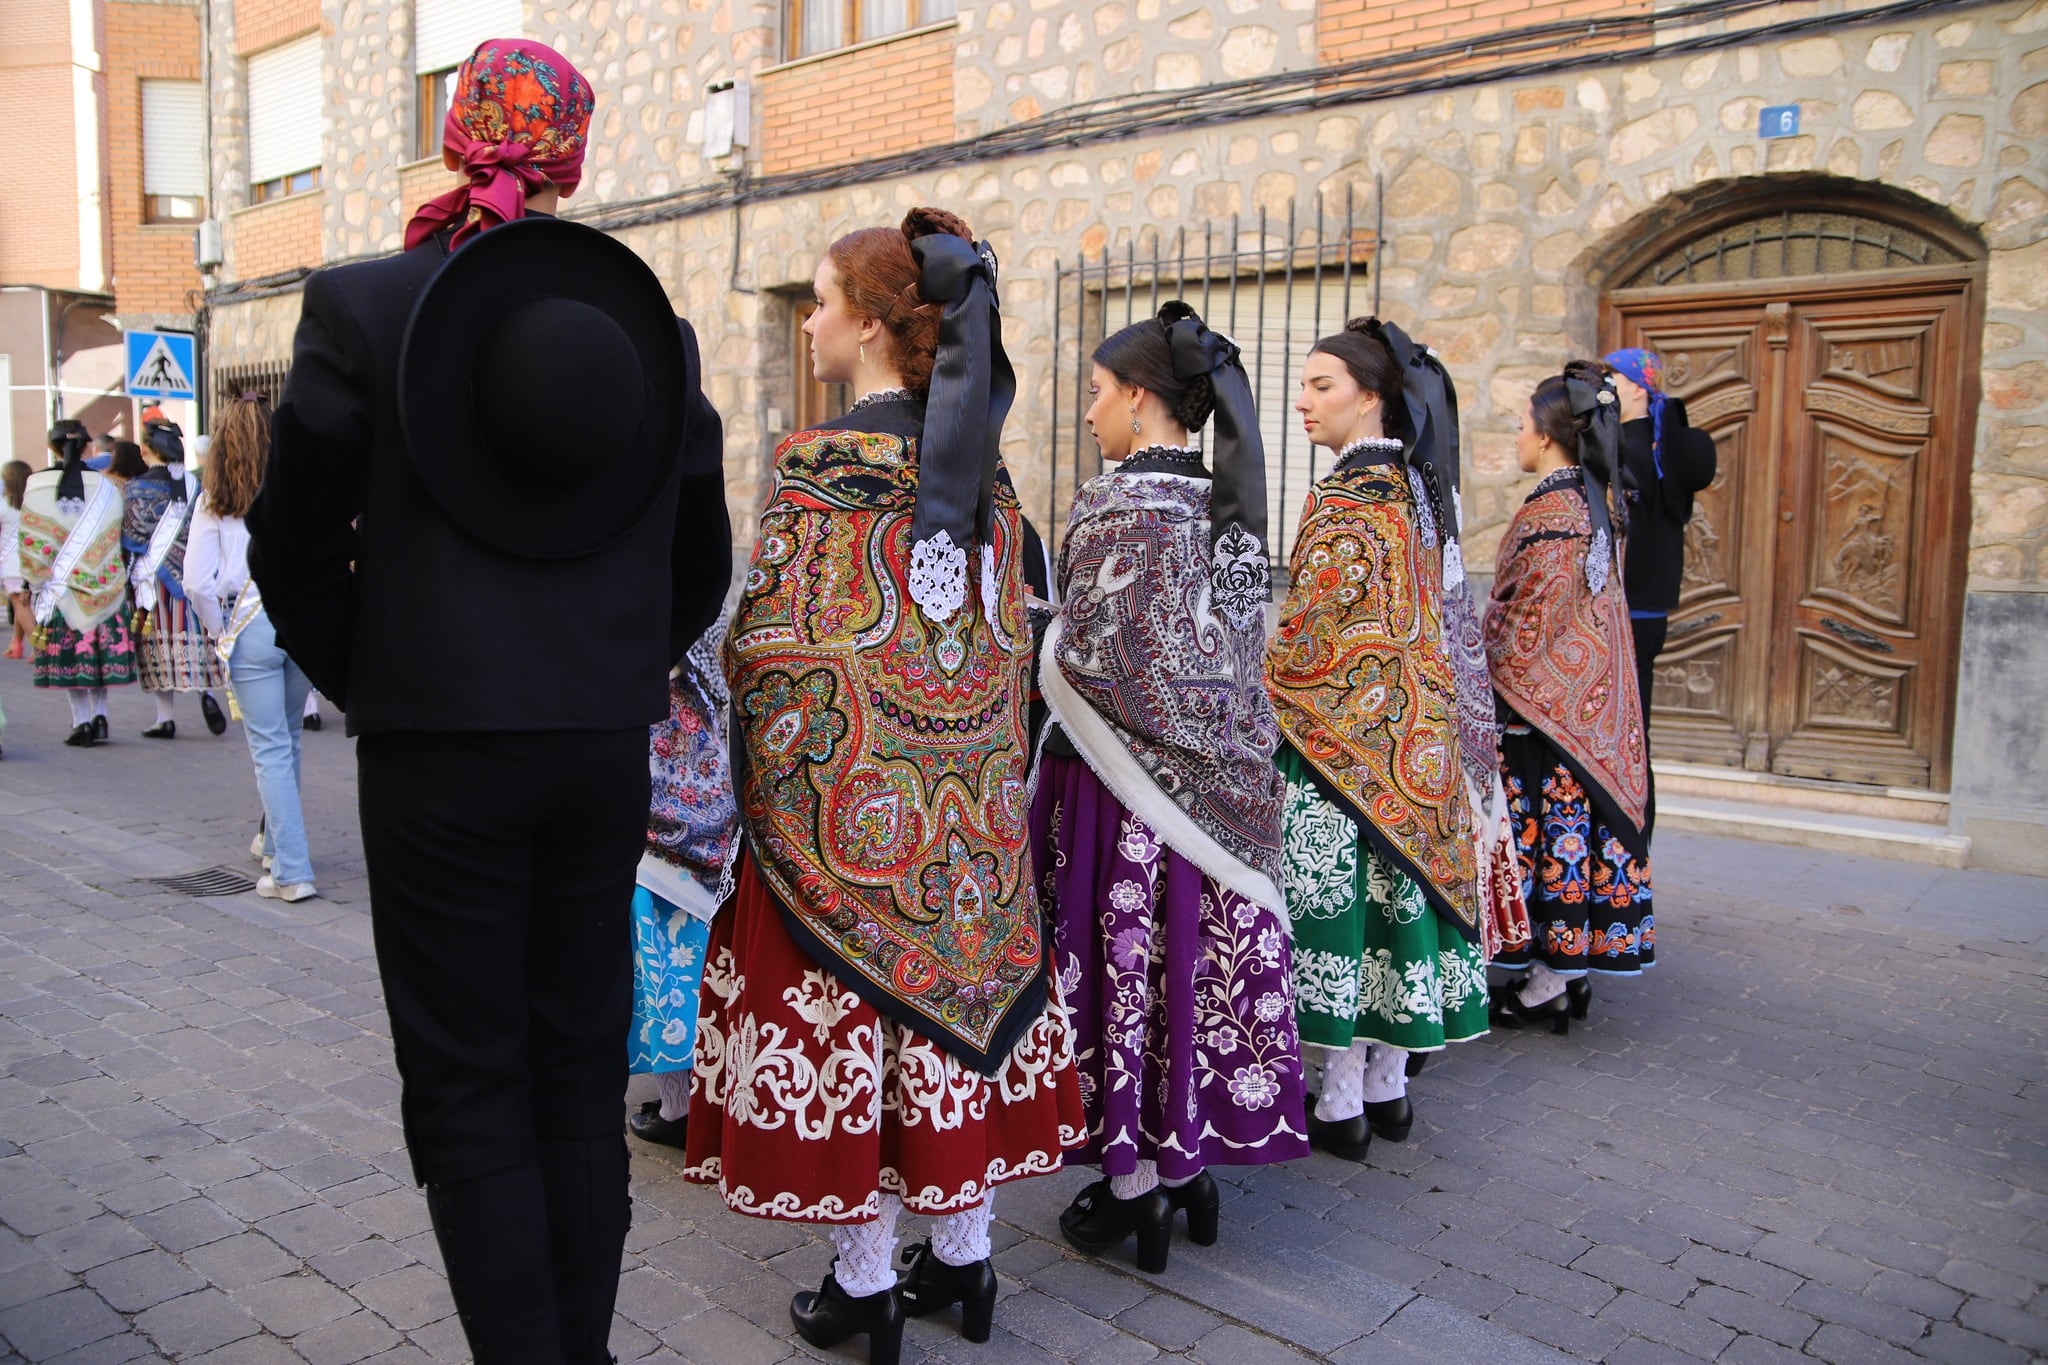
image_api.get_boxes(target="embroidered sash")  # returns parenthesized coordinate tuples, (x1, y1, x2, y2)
(1043, 469, 1285, 909)
(726, 426, 1044, 1074)
(132, 493, 193, 614)
(1265, 461, 1480, 938)
(25, 477, 126, 631)
(1484, 481, 1649, 834)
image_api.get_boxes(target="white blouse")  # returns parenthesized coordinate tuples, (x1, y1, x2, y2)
(184, 492, 251, 637)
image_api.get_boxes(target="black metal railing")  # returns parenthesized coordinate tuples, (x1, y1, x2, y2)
(1045, 182, 1381, 566)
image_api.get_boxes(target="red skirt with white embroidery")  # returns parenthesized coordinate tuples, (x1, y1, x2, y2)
(683, 855, 1087, 1223)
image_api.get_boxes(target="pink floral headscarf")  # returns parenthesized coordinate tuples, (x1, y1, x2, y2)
(403, 38, 595, 252)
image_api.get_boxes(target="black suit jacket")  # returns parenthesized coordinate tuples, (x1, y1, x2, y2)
(248, 229, 731, 736)
(1620, 406, 1717, 615)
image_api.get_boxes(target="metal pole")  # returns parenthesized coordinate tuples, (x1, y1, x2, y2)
(1049, 255, 1062, 537)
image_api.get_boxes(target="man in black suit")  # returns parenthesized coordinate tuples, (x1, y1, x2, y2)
(248, 39, 730, 1364)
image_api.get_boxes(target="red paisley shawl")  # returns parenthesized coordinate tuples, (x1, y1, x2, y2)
(726, 425, 1044, 1073)
(1484, 475, 1650, 835)
(1265, 461, 1479, 937)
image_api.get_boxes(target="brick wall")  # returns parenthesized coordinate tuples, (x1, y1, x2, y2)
(398, 159, 458, 224)
(1319, 0, 1649, 65)
(760, 25, 955, 177)
(105, 0, 203, 318)
(0, 0, 94, 290)
(229, 193, 320, 281)
(233, 0, 318, 55)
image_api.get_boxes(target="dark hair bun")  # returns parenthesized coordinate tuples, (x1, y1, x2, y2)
(901, 206, 974, 244)
(1342, 316, 1377, 336)
(1171, 374, 1216, 431)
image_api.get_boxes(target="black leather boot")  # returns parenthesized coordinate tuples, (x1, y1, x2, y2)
(1060, 1179, 1173, 1273)
(426, 1164, 567, 1364)
(1364, 1095, 1414, 1143)
(897, 1238, 996, 1342)
(536, 1136, 632, 1365)
(1307, 1111, 1372, 1161)
(791, 1273, 903, 1364)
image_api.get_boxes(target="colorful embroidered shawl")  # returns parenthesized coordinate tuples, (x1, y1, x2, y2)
(1484, 475, 1650, 835)
(1043, 470, 1286, 910)
(18, 470, 129, 633)
(121, 469, 191, 601)
(1265, 461, 1480, 938)
(727, 425, 1043, 1074)
(640, 607, 741, 922)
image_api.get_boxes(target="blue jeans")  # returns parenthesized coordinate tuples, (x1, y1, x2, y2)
(230, 608, 314, 885)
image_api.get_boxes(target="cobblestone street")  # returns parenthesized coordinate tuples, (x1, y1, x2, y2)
(0, 664, 2044, 1365)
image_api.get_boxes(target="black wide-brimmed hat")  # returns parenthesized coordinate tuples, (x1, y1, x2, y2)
(399, 215, 687, 559)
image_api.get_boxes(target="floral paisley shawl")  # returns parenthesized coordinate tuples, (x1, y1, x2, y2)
(727, 425, 1043, 1074)
(1044, 470, 1285, 910)
(1485, 476, 1649, 835)
(18, 471, 129, 633)
(1265, 461, 1480, 939)
(640, 606, 741, 921)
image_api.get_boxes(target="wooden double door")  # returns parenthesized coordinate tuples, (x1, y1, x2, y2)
(1603, 269, 1979, 791)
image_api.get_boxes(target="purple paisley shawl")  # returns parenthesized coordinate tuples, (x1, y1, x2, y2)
(640, 607, 741, 919)
(1042, 470, 1286, 910)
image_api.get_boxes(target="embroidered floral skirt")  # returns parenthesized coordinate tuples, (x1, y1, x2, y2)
(1029, 754, 1309, 1180)
(136, 599, 224, 693)
(32, 615, 137, 689)
(1277, 746, 1490, 1052)
(1493, 724, 1654, 976)
(629, 886, 711, 1076)
(684, 853, 1085, 1223)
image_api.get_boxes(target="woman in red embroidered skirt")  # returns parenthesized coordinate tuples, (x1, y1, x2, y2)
(685, 211, 1083, 1364)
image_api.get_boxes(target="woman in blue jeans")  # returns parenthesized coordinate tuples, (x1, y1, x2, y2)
(186, 395, 318, 902)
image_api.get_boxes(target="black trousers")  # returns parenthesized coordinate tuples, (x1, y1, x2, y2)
(1630, 615, 1668, 841)
(358, 728, 647, 1365)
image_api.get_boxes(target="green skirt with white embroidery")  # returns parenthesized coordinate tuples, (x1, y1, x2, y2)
(1277, 744, 1489, 1053)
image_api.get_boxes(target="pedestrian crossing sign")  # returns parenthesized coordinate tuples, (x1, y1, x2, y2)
(125, 329, 197, 401)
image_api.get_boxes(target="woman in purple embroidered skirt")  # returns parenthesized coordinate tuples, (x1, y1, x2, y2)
(1030, 303, 1306, 1274)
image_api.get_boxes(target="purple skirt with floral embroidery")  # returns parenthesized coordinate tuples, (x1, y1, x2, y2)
(1030, 753, 1309, 1179)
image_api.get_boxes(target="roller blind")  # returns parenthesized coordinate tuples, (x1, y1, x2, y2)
(246, 35, 323, 184)
(415, 0, 524, 74)
(142, 80, 204, 196)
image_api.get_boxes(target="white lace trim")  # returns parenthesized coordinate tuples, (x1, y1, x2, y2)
(1443, 537, 1466, 592)
(1337, 436, 1404, 467)
(1405, 465, 1439, 551)
(1210, 522, 1269, 629)
(1587, 525, 1612, 595)
(979, 541, 1015, 652)
(908, 529, 969, 623)
(846, 387, 914, 414)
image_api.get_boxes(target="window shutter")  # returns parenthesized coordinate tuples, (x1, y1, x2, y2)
(415, 0, 524, 75)
(246, 35, 324, 184)
(142, 80, 205, 197)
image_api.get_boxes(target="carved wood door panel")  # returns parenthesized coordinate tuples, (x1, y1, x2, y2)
(1603, 275, 1974, 791)
(1766, 291, 1970, 788)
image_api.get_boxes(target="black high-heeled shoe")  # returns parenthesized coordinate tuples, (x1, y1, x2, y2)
(65, 722, 96, 747)
(1306, 1111, 1372, 1162)
(1060, 1180, 1173, 1273)
(91, 714, 108, 741)
(896, 1239, 996, 1343)
(625, 1101, 687, 1149)
(1490, 989, 1571, 1035)
(1363, 1095, 1414, 1143)
(1162, 1171, 1219, 1246)
(790, 1274, 903, 1365)
(1566, 977, 1592, 1020)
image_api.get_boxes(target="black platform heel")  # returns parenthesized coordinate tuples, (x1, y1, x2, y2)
(1405, 1051, 1430, 1079)
(1363, 1095, 1414, 1143)
(1162, 1171, 1219, 1246)
(897, 1239, 997, 1343)
(1491, 989, 1571, 1035)
(1305, 1111, 1372, 1162)
(1060, 1180, 1173, 1273)
(790, 1274, 903, 1365)
(1566, 977, 1592, 1020)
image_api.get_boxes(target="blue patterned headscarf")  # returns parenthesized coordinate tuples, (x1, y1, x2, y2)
(1603, 348, 1665, 479)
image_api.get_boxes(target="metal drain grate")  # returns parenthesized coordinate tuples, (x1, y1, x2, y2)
(147, 867, 260, 897)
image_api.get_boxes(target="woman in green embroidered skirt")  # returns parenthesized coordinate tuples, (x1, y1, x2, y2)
(1266, 319, 1493, 1160)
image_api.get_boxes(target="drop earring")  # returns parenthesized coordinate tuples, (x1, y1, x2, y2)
(859, 342, 867, 365)
(1129, 407, 1142, 437)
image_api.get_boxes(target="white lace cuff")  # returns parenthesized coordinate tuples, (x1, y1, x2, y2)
(909, 529, 969, 623)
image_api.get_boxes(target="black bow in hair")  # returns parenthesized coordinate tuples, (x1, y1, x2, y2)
(906, 233, 1016, 624)
(1565, 376, 1622, 593)
(1158, 303, 1268, 583)
(48, 419, 90, 504)
(1367, 319, 1467, 586)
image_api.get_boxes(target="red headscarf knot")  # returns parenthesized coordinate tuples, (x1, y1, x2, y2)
(403, 38, 595, 252)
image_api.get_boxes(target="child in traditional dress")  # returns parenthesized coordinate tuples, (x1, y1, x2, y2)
(1030, 303, 1306, 1273)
